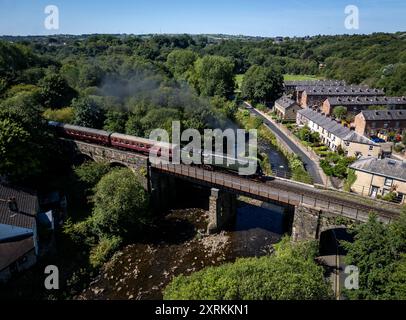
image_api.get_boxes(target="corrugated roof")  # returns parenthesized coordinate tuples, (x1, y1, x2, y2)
(0, 185, 38, 229)
(275, 96, 298, 110)
(360, 109, 406, 121)
(327, 96, 406, 106)
(285, 80, 346, 87)
(298, 109, 377, 145)
(0, 234, 35, 271)
(350, 157, 406, 182)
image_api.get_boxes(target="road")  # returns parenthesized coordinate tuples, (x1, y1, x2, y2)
(246, 104, 324, 185)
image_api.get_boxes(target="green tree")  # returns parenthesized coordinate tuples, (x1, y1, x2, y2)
(241, 65, 283, 104)
(73, 97, 106, 129)
(39, 73, 77, 109)
(166, 49, 198, 79)
(191, 55, 235, 97)
(91, 168, 150, 238)
(74, 161, 111, 188)
(164, 237, 332, 300)
(332, 106, 347, 120)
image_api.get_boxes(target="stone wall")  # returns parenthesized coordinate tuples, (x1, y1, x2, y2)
(207, 188, 237, 234)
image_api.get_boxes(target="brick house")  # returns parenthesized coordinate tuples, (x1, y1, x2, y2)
(297, 109, 381, 158)
(322, 96, 406, 116)
(273, 96, 302, 121)
(301, 86, 384, 109)
(349, 157, 406, 204)
(353, 109, 406, 138)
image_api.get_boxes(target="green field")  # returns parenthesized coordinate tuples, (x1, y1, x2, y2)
(283, 74, 323, 81)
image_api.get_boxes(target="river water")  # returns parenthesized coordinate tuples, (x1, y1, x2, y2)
(78, 200, 287, 300)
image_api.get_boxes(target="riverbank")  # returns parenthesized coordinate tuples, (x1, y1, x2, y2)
(76, 202, 285, 300)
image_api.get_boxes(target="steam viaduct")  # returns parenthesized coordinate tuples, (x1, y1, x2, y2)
(62, 139, 401, 241)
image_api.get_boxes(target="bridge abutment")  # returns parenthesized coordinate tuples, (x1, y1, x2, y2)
(292, 204, 322, 241)
(207, 188, 237, 234)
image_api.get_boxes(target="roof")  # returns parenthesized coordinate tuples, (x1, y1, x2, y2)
(297, 109, 378, 145)
(284, 80, 346, 87)
(327, 96, 406, 106)
(275, 96, 299, 110)
(359, 109, 406, 121)
(350, 157, 406, 182)
(0, 185, 38, 229)
(302, 86, 384, 96)
(0, 234, 35, 271)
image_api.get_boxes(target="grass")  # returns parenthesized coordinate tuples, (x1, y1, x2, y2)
(283, 74, 323, 81)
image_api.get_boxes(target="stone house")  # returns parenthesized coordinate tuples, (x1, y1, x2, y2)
(296, 109, 381, 158)
(349, 157, 406, 204)
(273, 96, 302, 121)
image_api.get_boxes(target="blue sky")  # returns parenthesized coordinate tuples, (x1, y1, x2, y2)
(0, 0, 405, 36)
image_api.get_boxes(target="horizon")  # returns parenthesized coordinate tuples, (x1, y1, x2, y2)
(1, 0, 406, 37)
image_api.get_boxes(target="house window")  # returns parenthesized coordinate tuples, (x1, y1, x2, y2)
(384, 123, 389, 128)
(371, 122, 376, 128)
(369, 145, 373, 151)
(384, 178, 393, 187)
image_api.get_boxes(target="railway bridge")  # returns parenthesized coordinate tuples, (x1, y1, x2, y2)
(61, 138, 402, 241)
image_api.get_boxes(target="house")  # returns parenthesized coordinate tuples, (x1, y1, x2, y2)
(322, 96, 406, 116)
(0, 185, 40, 282)
(273, 96, 302, 120)
(301, 86, 384, 109)
(297, 109, 381, 158)
(284, 79, 346, 101)
(353, 109, 406, 139)
(349, 157, 406, 204)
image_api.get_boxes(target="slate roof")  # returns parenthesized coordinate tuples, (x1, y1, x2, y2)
(350, 157, 406, 182)
(285, 80, 346, 87)
(275, 96, 298, 110)
(0, 185, 38, 229)
(298, 109, 378, 145)
(360, 109, 406, 121)
(327, 96, 406, 106)
(302, 86, 384, 96)
(0, 234, 35, 271)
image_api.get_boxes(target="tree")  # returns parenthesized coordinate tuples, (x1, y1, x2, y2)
(342, 211, 406, 300)
(91, 168, 150, 238)
(39, 73, 77, 109)
(191, 55, 235, 98)
(332, 106, 347, 120)
(74, 161, 111, 188)
(164, 237, 332, 300)
(166, 49, 198, 79)
(73, 97, 106, 129)
(241, 65, 283, 104)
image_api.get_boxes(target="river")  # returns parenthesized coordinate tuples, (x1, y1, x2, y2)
(77, 200, 287, 300)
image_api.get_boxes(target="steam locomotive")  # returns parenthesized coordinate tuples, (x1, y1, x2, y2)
(49, 121, 264, 179)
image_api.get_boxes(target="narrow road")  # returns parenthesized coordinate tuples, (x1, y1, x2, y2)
(245, 104, 324, 185)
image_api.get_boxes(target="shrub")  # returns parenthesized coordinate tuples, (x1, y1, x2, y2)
(89, 236, 122, 268)
(164, 237, 332, 300)
(43, 107, 75, 123)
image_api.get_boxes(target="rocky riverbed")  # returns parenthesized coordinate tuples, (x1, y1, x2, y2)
(77, 203, 284, 300)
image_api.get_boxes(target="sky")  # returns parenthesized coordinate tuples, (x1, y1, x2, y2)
(0, 0, 405, 37)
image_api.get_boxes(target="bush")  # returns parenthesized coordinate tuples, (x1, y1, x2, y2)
(43, 107, 75, 123)
(89, 236, 122, 268)
(164, 238, 332, 300)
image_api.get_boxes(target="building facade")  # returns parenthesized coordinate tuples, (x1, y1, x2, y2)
(349, 157, 406, 204)
(301, 86, 384, 109)
(322, 96, 406, 115)
(273, 96, 302, 120)
(297, 109, 381, 158)
(354, 109, 406, 138)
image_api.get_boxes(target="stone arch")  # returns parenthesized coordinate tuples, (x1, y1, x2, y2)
(109, 161, 129, 169)
(319, 227, 352, 256)
(72, 153, 94, 166)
